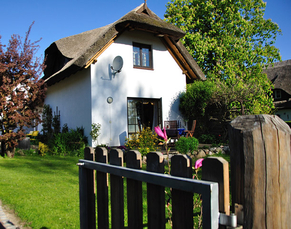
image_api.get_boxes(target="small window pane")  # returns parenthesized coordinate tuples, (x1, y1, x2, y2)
(142, 48, 149, 67)
(133, 47, 140, 66)
(128, 125, 136, 133)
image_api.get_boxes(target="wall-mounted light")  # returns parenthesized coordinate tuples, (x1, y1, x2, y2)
(107, 97, 113, 104)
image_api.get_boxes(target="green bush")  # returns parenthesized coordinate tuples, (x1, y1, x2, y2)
(198, 134, 216, 144)
(175, 137, 199, 154)
(125, 127, 159, 156)
(50, 127, 87, 157)
(90, 123, 101, 145)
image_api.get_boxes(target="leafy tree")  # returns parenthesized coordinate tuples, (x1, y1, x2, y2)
(0, 23, 46, 157)
(179, 80, 215, 120)
(165, 0, 281, 115)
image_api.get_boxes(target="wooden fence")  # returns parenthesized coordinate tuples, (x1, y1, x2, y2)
(78, 147, 235, 229)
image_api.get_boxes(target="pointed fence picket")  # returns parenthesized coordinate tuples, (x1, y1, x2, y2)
(78, 148, 226, 229)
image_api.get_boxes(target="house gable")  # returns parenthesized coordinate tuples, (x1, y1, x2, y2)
(43, 3, 205, 86)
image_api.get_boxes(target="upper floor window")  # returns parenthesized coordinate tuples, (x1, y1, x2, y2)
(133, 42, 153, 69)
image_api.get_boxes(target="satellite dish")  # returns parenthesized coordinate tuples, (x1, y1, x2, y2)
(111, 56, 123, 73)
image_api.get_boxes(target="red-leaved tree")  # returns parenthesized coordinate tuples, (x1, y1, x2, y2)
(0, 22, 46, 157)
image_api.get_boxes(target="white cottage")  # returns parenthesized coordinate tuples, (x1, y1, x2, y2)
(42, 3, 205, 147)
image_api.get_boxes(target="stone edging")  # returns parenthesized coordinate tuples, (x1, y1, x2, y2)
(0, 205, 18, 229)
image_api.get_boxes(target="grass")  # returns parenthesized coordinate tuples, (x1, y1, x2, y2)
(0, 155, 80, 228)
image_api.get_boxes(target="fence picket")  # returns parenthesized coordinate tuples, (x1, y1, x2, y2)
(95, 147, 109, 229)
(109, 149, 124, 229)
(146, 152, 165, 229)
(79, 147, 96, 229)
(171, 155, 193, 229)
(202, 157, 230, 229)
(126, 150, 143, 229)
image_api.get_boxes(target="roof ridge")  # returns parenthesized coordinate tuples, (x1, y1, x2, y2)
(272, 59, 291, 68)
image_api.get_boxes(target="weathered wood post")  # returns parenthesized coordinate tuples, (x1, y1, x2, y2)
(171, 154, 193, 229)
(95, 147, 109, 229)
(126, 150, 143, 229)
(229, 114, 291, 228)
(79, 147, 96, 229)
(109, 149, 124, 229)
(147, 152, 165, 229)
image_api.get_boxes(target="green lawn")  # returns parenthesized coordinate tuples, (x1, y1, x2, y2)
(0, 155, 80, 228)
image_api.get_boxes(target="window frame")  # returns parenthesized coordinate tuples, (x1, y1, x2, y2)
(132, 42, 153, 70)
(127, 98, 162, 138)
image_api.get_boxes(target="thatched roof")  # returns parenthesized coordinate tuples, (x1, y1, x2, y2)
(264, 60, 291, 95)
(43, 3, 205, 86)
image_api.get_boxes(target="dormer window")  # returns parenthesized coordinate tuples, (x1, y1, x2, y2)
(133, 42, 153, 69)
(274, 90, 281, 99)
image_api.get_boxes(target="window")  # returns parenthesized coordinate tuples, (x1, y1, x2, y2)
(133, 42, 153, 69)
(127, 98, 162, 138)
(274, 90, 281, 99)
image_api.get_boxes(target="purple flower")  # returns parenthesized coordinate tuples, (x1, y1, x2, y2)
(154, 126, 167, 141)
(194, 158, 204, 169)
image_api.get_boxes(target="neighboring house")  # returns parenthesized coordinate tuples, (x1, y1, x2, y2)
(41, 3, 205, 147)
(265, 59, 291, 121)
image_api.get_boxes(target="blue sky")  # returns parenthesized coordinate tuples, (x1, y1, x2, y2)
(1, 0, 290, 61)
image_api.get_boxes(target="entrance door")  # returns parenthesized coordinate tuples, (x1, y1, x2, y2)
(127, 98, 162, 137)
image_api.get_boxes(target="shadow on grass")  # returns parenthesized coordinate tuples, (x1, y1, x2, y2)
(0, 156, 80, 178)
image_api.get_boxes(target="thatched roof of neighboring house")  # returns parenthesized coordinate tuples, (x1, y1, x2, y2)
(264, 59, 291, 95)
(43, 3, 205, 86)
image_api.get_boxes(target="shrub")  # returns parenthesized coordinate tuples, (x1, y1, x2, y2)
(175, 137, 189, 154)
(90, 123, 101, 145)
(38, 142, 49, 156)
(176, 137, 199, 154)
(62, 123, 69, 133)
(125, 127, 159, 156)
(188, 137, 199, 153)
(198, 134, 216, 144)
(50, 127, 88, 156)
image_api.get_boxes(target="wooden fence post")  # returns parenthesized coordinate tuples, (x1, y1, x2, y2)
(171, 154, 193, 229)
(95, 147, 109, 229)
(229, 114, 291, 228)
(79, 147, 96, 229)
(146, 152, 165, 229)
(202, 157, 230, 229)
(109, 149, 124, 229)
(126, 150, 143, 229)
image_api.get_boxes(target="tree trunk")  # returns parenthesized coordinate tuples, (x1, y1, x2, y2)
(1, 140, 5, 157)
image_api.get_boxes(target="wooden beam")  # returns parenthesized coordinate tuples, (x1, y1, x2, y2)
(161, 36, 197, 80)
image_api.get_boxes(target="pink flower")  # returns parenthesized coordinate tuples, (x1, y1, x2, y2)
(194, 158, 204, 169)
(154, 126, 167, 141)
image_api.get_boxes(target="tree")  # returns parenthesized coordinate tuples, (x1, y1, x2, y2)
(0, 23, 46, 157)
(165, 0, 281, 115)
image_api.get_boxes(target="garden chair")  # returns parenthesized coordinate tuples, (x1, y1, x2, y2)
(26, 131, 33, 137)
(30, 131, 39, 142)
(164, 120, 179, 146)
(185, 120, 196, 137)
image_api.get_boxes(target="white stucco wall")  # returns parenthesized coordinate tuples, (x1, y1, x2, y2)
(43, 68, 92, 140)
(91, 30, 187, 146)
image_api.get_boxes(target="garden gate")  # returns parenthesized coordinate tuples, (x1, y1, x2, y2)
(78, 147, 235, 229)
